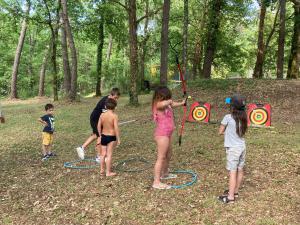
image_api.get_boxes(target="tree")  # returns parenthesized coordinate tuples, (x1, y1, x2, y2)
(61, 0, 78, 101)
(276, 0, 286, 79)
(202, 0, 224, 78)
(38, 47, 49, 97)
(287, 0, 300, 79)
(160, 0, 171, 85)
(60, 7, 71, 95)
(10, 1, 30, 99)
(182, 0, 189, 78)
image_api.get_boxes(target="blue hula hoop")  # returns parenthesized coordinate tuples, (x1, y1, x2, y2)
(170, 170, 198, 189)
(64, 158, 98, 169)
(115, 157, 151, 172)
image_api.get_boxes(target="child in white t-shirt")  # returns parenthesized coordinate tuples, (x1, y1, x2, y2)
(218, 95, 248, 203)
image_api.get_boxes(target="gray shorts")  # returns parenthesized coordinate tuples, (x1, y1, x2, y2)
(225, 146, 246, 171)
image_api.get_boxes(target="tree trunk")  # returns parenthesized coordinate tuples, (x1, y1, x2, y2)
(182, 0, 189, 79)
(10, 1, 30, 99)
(60, 8, 71, 95)
(96, 19, 104, 97)
(102, 34, 113, 91)
(276, 0, 286, 79)
(287, 3, 300, 79)
(61, 0, 78, 101)
(191, 0, 208, 79)
(38, 48, 49, 97)
(202, 0, 224, 79)
(160, 0, 171, 85)
(128, 0, 139, 105)
(140, 0, 149, 91)
(28, 33, 36, 92)
(253, 1, 267, 78)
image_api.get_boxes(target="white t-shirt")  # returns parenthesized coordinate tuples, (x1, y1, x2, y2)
(221, 114, 245, 148)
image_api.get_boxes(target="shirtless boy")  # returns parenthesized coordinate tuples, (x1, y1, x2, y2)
(97, 98, 120, 176)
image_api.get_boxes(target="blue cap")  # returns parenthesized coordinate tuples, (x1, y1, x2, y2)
(225, 97, 231, 104)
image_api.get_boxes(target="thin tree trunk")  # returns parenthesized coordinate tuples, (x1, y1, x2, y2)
(192, 0, 208, 79)
(160, 0, 171, 85)
(10, 1, 30, 99)
(101, 34, 113, 91)
(61, 0, 78, 101)
(264, 5, 280, 57)
(182, 0, 189, 78)
(96, 19, 104, 97)
(287, 3, 300, 79)
(253, 1, 267, 78)
(202, 0, 224, 79)
(128, 0, 139, 105)
(276, 0, 286, 79)
(140, 0, 149, 91)
(28, 33, 36, 92)
(60, 8, 71, 95)
(38, 47, 49, 97)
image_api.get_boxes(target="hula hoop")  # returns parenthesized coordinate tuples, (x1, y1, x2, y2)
(115, 157, 152, 172)
(64, 158, 98, 169)
(170, 170, 198, 189)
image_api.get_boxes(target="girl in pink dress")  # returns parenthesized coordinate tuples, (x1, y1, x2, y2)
(152, 86, 185, 189)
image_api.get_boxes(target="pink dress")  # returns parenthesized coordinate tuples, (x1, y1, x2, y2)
(153, 106, 175, 137)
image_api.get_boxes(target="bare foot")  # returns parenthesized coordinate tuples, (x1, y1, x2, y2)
(100, 171, 105, 176)
(106, 172, 117, 177)
(152, 182, 171, 190)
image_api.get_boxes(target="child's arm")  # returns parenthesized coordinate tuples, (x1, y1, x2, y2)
(97, 115, 102, 136)
(171, 99, 186, 107)
(156, 100, 173, 110)
(38, 118, 47, 126)
(219, 124, 226, 135)
(114, 115, 120, 146)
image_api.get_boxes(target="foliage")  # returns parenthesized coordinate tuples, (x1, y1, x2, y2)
(0, 0, 298, 99)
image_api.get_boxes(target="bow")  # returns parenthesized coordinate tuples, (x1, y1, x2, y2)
(170, 42, 188, 146)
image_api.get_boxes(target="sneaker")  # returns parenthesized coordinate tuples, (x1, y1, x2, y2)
(41, 155, 49, 161)
(95, 156, 101, 164)
(47, 152, 57, 157)
(76, 146, 85, 160)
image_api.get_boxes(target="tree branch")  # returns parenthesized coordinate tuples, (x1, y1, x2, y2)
(136, 6, 162, 24)
(109, 0, 128, 11)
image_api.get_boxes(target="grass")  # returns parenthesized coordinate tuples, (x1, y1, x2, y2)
(0, 79, 300, 225)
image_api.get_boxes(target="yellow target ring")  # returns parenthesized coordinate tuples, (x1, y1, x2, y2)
(250, 108, 268, 125)
(192, 106, 207, 121)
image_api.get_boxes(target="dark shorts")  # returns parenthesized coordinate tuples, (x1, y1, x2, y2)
(101, 134, 116, 146)
(90, 119, 99, 137)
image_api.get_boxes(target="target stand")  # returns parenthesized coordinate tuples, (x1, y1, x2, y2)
(247, 103, 271, 127)
(188, 101, 211, 123)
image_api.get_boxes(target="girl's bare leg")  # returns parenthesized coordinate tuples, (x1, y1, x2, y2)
(161, 136, 172, 177)
(153, 136, 170, 187)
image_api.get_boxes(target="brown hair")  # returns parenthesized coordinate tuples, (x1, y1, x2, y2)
(110, 87, 121, 97)
(230, 95, 248, 137)
(45, 103, 54, 111)
(152, 86, 172, 114)
(105, 98, 117, 110)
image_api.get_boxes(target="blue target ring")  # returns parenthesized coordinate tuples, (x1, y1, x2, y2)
(170, 170, 198, 189)
(64, 158, 98, 169)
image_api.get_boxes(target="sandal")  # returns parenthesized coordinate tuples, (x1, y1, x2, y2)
(223, 189, 239, 198)
(152, 183, 171, 190)
(161, 173, 178, 179)
(218, 195, 235, 204)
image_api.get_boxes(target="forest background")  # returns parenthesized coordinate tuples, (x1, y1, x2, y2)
(0, 0, 299, 104)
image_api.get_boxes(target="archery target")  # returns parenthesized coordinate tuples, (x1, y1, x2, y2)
(250, 108, 268, 125)
(192, 106, 207, 121)
(247, 103, 271, 127)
